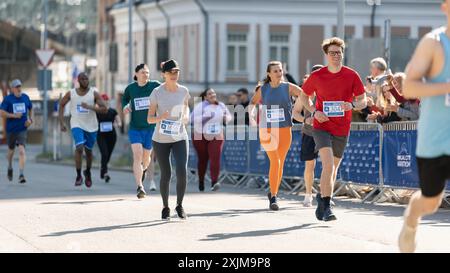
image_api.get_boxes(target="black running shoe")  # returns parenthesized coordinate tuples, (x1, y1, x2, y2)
(270, 196, 279, 211)
(175, 205, 187, 220)
(323, 206, 337, 221)
(18, 175, 26, 184)
(104, 173, 110, 183)
(211, 182, 221, 192)
(7, 168, 13, 182)
(137, 186, 146, 199)
(83, 170, 92, 188)
(100, 168, 106, 179)
(199, 181, 205, 192)
(315, 193, 325, 221)
(75, 176, 83, 187)
(162, 207, 170, 221)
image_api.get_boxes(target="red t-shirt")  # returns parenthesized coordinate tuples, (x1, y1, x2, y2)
(302, 66, 365, 136)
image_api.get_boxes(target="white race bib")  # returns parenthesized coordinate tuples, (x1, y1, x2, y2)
(205, 123, 221, 134)
(13, 103, 26, 114)
(134, 97, 150, 111)
(266, 108, 286, 123)
(100, 122, 113, 132)
(323, 101, 344, 117)
(76, 104, 89, 114)
(445, 93, 450, 107)
(160, 120, 182, 136)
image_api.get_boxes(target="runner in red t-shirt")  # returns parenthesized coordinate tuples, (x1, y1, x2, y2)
(300, 37, 367, 221)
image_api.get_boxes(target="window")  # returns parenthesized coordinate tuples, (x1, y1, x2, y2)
(227, 33, 247, 73)
(156, 38, 168, 71)
(269, 33, 289, 66)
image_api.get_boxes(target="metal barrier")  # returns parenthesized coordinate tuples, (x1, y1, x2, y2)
(185, 121, 449, 205)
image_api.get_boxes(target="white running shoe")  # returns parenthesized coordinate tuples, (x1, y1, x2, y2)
(149, 180, 157, 191)
(303, 194, 313, 207)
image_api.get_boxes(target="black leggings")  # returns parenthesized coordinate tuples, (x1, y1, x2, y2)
(97, 132, 117, 172)
(153, 140, 188, 208)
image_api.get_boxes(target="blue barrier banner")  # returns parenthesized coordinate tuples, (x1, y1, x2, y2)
(248, 137, 270, 175)
(283, 130, 305, 177)
(222, 139, 248, 174)
(383, 130, 420, 188)
(339, 130, 381, 185)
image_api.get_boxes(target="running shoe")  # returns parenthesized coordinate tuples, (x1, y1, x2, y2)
(175, 205, 187, 220)
(18, 175, 26, 184)
(137, 186, 146, 199)
(83, 170, 92, 188)
(162, 207, 171, 221)
(7, 168, 13, 182)
(75, 175, 83, 187)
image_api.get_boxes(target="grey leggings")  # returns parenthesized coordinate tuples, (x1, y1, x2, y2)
(152, 140, 188, 208)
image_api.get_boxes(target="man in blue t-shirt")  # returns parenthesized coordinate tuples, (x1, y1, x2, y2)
(0, 79, 33, 183)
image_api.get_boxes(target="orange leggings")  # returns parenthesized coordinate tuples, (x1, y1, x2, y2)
(259, 127, 292, 196)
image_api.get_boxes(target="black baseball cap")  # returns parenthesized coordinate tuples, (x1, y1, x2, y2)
(161, 59, 180, 73)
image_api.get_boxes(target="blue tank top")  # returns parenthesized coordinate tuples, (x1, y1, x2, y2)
(260, 82, 292, 128)
(417, 27, 450, 158)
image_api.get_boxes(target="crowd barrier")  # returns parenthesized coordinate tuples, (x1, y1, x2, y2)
(186, 121, 448, 203)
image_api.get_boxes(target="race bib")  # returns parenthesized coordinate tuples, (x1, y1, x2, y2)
(205, 123, 221, 134)
(76, 104, 89, 114)
(134, 97, 150, 111)
(13, 103, 26, 114)
(323, 101, 344, 117)
(100, 122, 113, 132)
(446, 93, 450, 107)
(160, 120, 182, 136)
(266, 108, 285, 123)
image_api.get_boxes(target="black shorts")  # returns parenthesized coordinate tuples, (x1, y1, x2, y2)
(417, 155, 450, 197)
(7, 131, 27, 150)
(300, 133, 318, 161)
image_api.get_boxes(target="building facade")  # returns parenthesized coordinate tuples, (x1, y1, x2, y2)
(101, 0, 445, 96)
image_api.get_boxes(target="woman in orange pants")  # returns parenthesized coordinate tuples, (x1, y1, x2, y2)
(250, 61, 303, 210)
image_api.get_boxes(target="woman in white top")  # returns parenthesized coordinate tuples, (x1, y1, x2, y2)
(147, 59, 190, 221)
(191, 88, 232, 192)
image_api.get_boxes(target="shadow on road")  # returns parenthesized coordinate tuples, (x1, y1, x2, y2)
(200, 223, 330, 241)
(41, 220, 174, 237)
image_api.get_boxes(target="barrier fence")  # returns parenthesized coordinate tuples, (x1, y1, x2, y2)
(187, 121, 448, 203)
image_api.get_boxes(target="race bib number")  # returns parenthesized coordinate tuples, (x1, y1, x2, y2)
(323, 101, 344, 117)
(76, 104, 89, 114)
(160, 120, 182, 136)
(205, 123, 221, 134)
(134, 97, 150, 111)
(13, 103, 26, 114)
(445, 93, 450, 107)
(266, 108, 286, 123)
(100, 122, 113, 132)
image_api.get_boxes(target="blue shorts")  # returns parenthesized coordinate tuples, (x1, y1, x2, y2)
(128, 128, 154, 150)
(71, 128, 98, 150)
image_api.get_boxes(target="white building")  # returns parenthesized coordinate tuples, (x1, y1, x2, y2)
(101, 0, 445, 97)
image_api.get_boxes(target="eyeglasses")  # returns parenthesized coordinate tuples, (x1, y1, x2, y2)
(328, 51, 343, 57)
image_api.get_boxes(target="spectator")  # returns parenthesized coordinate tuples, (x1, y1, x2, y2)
(367, 83, 401, 123)
(385, 72, 420, 121)
(236, 87, 250, 125)
(370, 57, 388, 79)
